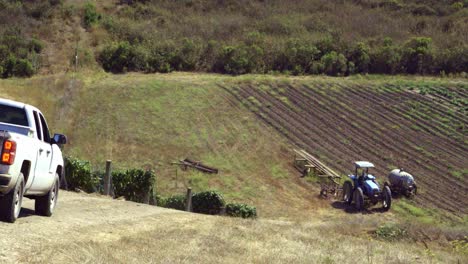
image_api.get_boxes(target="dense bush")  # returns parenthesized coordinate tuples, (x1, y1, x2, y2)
(401, 37, 434, 74)
(369, 38, 403, 74)
(112, 169, 155, 203)
(192, 190, 225, 215)
(64, 156, 99, 193)
(321, 51, 348, 76)
(0, 33, 41, 78)
(163, 195, 186, 211)
(226, 203, 257, 219)
(83, 1, 101, 28)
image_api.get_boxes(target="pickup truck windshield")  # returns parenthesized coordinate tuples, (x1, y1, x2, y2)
(0, 105, 28, 126)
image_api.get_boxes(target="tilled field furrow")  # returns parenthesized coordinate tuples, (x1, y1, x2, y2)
(302, 84, 468, 203)
(226, 82, 467, 215)
(235, 85, 353, 167)
(230, 88, 314, 154)
(355, 84, 468, 164)
(379, 85, 467, 145)
(385, 84, 468, 125)
(341, 85, 468, 194)
(286, 85, 404, 169)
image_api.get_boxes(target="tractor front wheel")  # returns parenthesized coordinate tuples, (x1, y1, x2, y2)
(342, 181, 353, 205)
(382, 186, 392, 211)
(354, 187, 364, 211)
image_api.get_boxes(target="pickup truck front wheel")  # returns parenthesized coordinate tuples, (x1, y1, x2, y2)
(0, 173, 25, 223)
(35, 173, 59, 217)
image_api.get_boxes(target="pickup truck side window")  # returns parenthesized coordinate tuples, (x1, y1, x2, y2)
(33, 111, 43, 141)
(39, 114, 51, 143)
(0, 105, 28, 126)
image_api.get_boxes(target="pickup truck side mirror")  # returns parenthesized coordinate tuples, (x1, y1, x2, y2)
(52, 133, 67, 145)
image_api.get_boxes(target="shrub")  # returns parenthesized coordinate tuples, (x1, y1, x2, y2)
(99, 41, 133, 73)
(64, 156, 99, 193)
(13, 59, 34, 77)
(112, 169, 155, 203)
(402, 37, 434, 74)
(274, 39, 320, 74)
(215, 44, 263, 75)
(163, 195, 186, 211)
(192, 190, 225, 215)
(170, 38, 202, 71)
(370, 37, 403, 74)
(348, 42, 370, 73)
(321, 51, 347, 76)
(83, 1, 101, 28)
(28, 38, 44, 53)
(226, 203, 257, 218)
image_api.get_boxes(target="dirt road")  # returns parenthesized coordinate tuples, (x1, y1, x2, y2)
(0, 191, 181, 263)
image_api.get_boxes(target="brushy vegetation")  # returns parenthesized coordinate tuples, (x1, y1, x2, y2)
(64, 156, 156, 203)
(112, 169, 156, 203)
(226, 203, 257, 219)
(1, 0, 468, 77)
(64, 156, 99, 193)
(192, 190, 226, 215)
(95, 0, 468, 76)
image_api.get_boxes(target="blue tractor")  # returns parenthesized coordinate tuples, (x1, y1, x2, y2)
(342, 161, 392, 211)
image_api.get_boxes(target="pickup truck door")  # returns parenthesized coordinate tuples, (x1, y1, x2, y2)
(28, 111, 53, 192)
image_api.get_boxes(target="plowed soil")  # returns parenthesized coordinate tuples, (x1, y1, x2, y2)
(224, 81, 467, 215)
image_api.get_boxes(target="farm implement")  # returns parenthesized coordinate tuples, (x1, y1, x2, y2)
(293, 149, 342, 198)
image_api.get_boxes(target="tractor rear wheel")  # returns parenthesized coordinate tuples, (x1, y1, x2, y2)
(342, 181, 353, 205)
(354, 187, 364, 211)
(382, 186, 392, 211)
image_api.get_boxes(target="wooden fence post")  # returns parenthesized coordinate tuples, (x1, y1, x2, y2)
(104, 160, 112, 196)
(186, 187, 192, 212)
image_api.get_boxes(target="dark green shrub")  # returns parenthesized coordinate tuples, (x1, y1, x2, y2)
(13, 59, 33, 77)
(83, 1, 101, 28)
(147, 43, 175, 73)
(112, 169, 155, 203)
(226, 203, 257, 218)
(64, 156, 99, 193)
(99, 41, 132, 73)
(164, 195, 186, 211)
(192, 190, 225, 215)
(370, 37, 402, 74)
(28, 38, 44, 53)
(435, 45, 468, 74)
(274, 39, 320, 74)
(402, 37, 434, 74)
(321, 51, 347, 76)
(348, 42, 370, 73)
(170, 38, 202, 71)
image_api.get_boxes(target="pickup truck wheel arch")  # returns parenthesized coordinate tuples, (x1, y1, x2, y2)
(21, 161, 31, 184)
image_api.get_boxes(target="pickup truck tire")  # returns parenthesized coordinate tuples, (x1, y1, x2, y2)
(35, 173, 59, 217)
(0, 173, 25, 223)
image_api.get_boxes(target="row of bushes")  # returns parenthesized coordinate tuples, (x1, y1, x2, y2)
(64, 157, 256, 218)
(64, 156, 156, 203)
(98, 37, 467, 76)
(159, 190, 257, 219)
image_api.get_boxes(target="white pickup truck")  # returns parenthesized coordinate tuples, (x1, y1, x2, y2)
(0, 98, 66, 223)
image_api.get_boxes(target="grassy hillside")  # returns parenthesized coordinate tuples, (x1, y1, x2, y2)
(0, 0, 467, 77)
(1, 72, 466, 218)
(1, 72, 467, 261)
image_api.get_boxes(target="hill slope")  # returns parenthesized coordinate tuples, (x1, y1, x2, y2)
(1, 191, 466, 263)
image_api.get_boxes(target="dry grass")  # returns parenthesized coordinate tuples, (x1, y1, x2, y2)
(21, 210, 467, 264)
